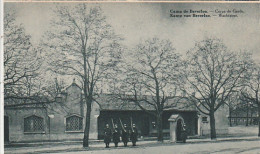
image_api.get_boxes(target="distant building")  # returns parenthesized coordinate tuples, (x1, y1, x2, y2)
(4, 81, 228, 143)
(228, 103, 258, 126)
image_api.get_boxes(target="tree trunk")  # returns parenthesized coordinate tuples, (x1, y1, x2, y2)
(209, 111, 217, 139)
(250, 108, 253, 125)
(235, 113, 238, 125)
(83, 99, 92, 147)
(156, 114, 163, 142)
(257, 102, 260, 137)
(246, 102, 249, 126)
(229, 109, 232, 127)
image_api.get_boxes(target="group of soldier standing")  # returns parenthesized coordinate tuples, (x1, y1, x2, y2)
(104, 123, 138, 148)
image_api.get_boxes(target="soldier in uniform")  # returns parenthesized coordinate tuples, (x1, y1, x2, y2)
(104, 124, 112, 148)
(181, 123, 187, 143)
(121, 124, 129, 147)
(130, 124, 138, 146)
(112, 124, 120, 147)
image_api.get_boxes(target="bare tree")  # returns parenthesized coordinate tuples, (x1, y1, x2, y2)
(112, 38, 184, 142)
(4, 11, 42, 101)
(3, 12, 79, 139)
(181, 38, 252, 139)
(241, 63, 260, 136)
(43, 4, 122, 147)
(4, 77, 66, 108)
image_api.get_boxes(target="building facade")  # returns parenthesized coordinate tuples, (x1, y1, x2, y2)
(4, 81, 229, 143)
(198, 106, 229, 136)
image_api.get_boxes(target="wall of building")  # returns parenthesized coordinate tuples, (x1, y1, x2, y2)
(4, 83, 100, 142)
(5, 108, 89, 142)
(97, 110, 198, 139)
(5, 82, 229, 142)
(199, 105, 229, 136)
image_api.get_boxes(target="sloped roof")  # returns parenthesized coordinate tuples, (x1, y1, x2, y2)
(4, 81, 78, 107)
(5, 80, 196, 112)
(95, 94, 196, 111)
(168, 114, 183, 122)
(4, 97, 50, 108)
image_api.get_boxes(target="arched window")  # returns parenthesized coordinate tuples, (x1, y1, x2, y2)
(66, 115, 83, 131)
(24, 115, 44, 132)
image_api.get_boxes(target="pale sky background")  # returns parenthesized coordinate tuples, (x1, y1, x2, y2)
(4, 3, 260, 61)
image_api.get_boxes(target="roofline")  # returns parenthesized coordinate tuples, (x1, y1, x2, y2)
(100, 109, 197, 112)
(66, 82, 82, 91)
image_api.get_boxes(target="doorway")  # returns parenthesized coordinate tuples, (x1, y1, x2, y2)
(176, 119, 183, 141)
(4, 116, 9, 143)
(195, 116, 198, 135)
(141, 116, 150, 136)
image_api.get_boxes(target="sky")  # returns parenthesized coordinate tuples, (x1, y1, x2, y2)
(4, 2, 260, 61)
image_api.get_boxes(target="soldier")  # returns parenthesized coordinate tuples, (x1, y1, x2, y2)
(121, 124, 129, 147)
(113, 124, 121, 147)
(130, 123, 138, 146)
(181, 123, 187, 143)
(104, 124, 112, 148)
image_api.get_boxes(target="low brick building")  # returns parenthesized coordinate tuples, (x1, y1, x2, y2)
(4, 81, 99, 142)
(4, 81, 228, 143)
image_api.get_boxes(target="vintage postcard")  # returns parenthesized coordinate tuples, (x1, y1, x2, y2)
(2, 1, 260, 154)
